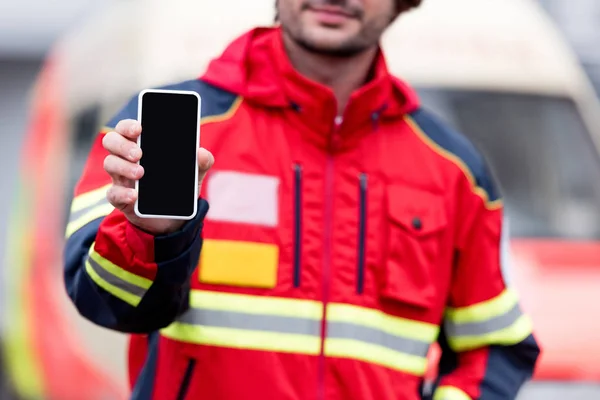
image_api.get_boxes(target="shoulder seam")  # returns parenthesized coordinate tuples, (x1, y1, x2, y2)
(404, 114, 502, 210)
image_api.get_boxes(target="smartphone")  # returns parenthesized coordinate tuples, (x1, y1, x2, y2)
(135, 89, 201, 220)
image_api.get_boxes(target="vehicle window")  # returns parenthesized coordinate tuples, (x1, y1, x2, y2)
(416, 89, 600, 239)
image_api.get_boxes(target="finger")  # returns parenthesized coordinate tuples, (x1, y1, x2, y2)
(114, 119, 142, 141)
(102, 131, 143, 162)
(113, 175, 135, 190)
(197, 147, 215, 184)
(198, 147, 214, 172)
(106, 185, 137, 211)
(103, 154, 144, 184)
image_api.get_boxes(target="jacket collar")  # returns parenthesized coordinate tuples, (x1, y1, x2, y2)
(201, 27, 420, 151)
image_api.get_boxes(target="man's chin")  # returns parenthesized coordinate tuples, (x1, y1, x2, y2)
(297, 30, 365, 57)
(296, 39, 367, 58)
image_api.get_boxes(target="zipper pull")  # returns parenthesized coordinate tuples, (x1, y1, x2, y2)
(330, 116, 343, 152)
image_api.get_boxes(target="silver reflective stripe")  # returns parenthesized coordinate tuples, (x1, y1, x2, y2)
(327, 322, 431, 357)
(86, 256, 147, 297)
(179, 308, 321, 336)
(69, 196, 110, 223)
(445, 303, 522, 337)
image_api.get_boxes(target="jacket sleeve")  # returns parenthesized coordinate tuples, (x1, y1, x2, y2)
(63, 97, 207, 333)
(432, 163, 541, 400)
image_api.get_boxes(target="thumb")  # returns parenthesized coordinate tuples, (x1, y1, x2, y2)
(197, 147, 214, 191)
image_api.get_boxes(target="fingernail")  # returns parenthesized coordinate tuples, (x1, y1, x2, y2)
(129, 148, 141, 160)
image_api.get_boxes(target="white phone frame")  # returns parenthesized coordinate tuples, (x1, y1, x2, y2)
(134, 88, 201, 221)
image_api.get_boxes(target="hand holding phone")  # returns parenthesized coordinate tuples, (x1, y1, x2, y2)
(135, 89, 203, 220)
(101, 90, 213, 235)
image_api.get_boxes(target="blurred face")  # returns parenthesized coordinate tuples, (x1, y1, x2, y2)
(277, 0, 397, 57)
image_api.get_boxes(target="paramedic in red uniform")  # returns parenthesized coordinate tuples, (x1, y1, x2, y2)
(63, 0, 540, 399)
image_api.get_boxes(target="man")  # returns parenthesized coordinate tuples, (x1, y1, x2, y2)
(63, 0, 540, 399)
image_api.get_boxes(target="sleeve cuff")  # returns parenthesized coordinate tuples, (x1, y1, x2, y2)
(124, 199, 209, 263)
(153, 199, 209, 262)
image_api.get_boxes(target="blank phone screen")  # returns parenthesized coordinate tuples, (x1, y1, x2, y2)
(137, 91, 199, 218)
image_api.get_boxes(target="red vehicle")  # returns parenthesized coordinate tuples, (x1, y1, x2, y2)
(3, 0, 600, 398)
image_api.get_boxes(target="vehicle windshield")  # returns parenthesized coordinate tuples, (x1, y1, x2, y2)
(416, 89, 600, 239)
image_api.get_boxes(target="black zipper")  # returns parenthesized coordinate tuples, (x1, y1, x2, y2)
(176, 359, 196, 400)
(293, 163, 303, 288)
(357, 173, 368, 294)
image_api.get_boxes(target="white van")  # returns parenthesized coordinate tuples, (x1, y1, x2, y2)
(10, 0, 600, 399)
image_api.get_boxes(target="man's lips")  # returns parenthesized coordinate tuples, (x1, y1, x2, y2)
(306, 5, 358, 24)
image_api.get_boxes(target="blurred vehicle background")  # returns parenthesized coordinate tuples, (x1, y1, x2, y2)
(540, 0, 600, 96)
(1, 0, 600, 399)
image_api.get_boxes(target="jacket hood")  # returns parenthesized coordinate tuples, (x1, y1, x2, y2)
(200, 27, 420, 118)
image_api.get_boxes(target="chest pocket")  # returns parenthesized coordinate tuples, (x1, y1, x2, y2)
(381, 184, 448, 309)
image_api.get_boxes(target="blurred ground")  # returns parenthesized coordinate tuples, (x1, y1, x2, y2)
(519, 383, 600, 400)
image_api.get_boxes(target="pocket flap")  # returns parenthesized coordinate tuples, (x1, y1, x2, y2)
(386, 184, 448, 236)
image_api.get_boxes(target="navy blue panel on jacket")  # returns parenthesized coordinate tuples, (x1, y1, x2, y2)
(106, 79, 239, 129)
(479, 334, 540, 400)
(409, 108, 502, 203)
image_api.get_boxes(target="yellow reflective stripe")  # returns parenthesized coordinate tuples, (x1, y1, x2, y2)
(65, 202, 114, 239)
(324, 304, 436, 375)
(88, 244, 152, 290)
(70, 184, 111, 213)
(325, 338, 428, 376)
(444, 289, 529, 347)
(189, 290, 322, 319)
(164, 290, 440, 372)
(445, 289, 518, 324)
(448, 314, 533, 352)
(327, 303, 438, 342)
(85, 260, 142, 307)
(66, 185, 114, 238)
(162, 290, 322, 354)
(161, 323, 321, 354)
(434, 386, 472, 400)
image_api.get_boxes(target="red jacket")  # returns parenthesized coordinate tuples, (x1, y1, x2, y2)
(64, 27, 539, 400)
